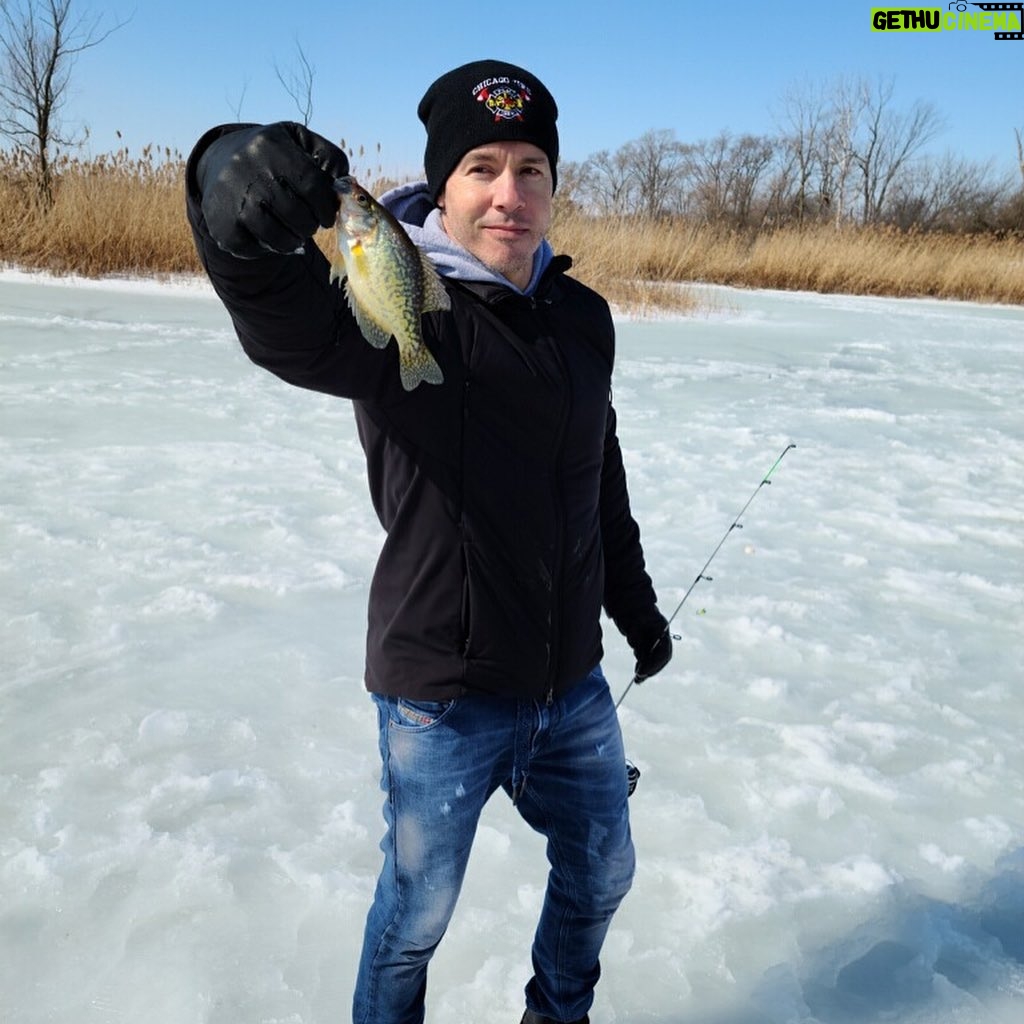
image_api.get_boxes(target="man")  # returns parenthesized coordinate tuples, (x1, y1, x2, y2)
(186, 59, 671, 1024)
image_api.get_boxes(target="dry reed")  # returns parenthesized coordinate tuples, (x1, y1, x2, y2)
(0, 148, 196, 276)
(550, 212, 1024, 308)
(2, 150, 1022, 309)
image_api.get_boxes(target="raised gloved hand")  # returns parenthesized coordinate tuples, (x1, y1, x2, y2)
(195, 122, 349, 258)
(632, 629, 673, 684)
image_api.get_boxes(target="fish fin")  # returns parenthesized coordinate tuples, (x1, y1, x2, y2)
(345, 280, 392, 349)
(420, 253, 451, 313)
(329, 259, 346, 288)
(399, 344, 445, 391)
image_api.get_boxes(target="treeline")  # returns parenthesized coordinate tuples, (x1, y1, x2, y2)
(2, 142, 1022, 308)
(559, 76, 1024, 234)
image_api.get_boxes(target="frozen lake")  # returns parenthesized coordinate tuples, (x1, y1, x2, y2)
(2, 270, 1023, 1023)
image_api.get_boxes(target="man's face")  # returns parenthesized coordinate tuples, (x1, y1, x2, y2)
(438, 141, 553, 290)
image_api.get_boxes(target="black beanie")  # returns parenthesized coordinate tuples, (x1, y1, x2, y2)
(417, 59, 559, 201)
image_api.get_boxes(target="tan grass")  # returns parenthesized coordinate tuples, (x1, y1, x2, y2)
(0, 148, 197, 276)
(2, 151, 1022, 309)
(550, 211, 1024, 308)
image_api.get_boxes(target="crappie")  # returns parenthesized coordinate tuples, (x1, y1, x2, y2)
(330, 176, 448, 390)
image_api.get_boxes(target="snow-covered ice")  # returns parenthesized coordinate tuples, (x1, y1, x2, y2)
(2, 270, 1022, 1023)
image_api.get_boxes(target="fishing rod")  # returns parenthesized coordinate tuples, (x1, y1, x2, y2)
(616, 442, 796, 710)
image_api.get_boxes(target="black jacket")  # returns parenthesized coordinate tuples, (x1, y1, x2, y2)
(186, 148, 666, 702)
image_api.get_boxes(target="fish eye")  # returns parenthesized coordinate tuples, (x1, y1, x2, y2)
(356, 194, 368, 206)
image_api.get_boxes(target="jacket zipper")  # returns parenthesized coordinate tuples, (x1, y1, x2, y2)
(460, 351, 473, 661)
(544, 310, 572, 704)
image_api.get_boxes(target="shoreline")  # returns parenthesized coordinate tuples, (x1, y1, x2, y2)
(3, 265, 1021, 318)
(0, 264, 216, 296)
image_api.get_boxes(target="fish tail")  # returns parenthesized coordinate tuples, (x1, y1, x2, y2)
(399, 344, 444, 391)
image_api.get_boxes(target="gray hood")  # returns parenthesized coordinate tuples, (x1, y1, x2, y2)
(380, 181, 554, 297)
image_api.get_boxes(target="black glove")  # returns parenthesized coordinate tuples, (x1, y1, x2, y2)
(632, 629, 673, 684)
(195, 122, 349, 258)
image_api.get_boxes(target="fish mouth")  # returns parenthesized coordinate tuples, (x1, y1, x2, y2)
(333, 175, 358, 196)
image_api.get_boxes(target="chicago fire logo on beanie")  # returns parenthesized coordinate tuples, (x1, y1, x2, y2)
(417, 59, 559, 201)
(476, 79, 530, 122)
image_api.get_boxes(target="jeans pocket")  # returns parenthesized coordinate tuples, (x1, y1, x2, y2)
(393, 697, 455, 730)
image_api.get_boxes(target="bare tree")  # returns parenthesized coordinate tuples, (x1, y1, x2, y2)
(681, 133, 731, 223)
(849, 76, 944, 225)
(0, 0, 124, 203)
(759, 150, 800, 227)
(567, 73, 998, 233)
(771, 75, 943, 228)
(819, 77, 865, 228)
(226, 78, 250, 123)
(773, 75, 868, 227)
(726, 134, 775, 226)
(274, 39, 315, 126)
(775, 79, 833, 224)
(619, 129, 687, 219)
(680, 132, 775, 227)
(552, 157, 586, 217)
(885, 153, 1008, 231)
(577, 146, 636, 216)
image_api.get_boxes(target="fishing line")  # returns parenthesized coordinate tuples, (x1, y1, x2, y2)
(616, 443, 796, 711)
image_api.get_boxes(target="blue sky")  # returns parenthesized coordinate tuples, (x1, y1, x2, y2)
(69, 0, 1023, 181)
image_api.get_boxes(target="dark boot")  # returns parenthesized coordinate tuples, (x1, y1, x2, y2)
(520, 1012, 589, 1024)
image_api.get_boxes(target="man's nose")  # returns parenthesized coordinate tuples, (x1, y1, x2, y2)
(492, 170, 526, 210)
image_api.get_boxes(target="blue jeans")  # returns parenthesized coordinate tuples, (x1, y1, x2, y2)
(352, 666, 634, 1024)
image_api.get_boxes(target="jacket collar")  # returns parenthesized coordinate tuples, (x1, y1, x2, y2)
(448, 254, 574, 308)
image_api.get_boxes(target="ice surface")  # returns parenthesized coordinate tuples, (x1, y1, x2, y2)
(2, 271, 1023, 1023)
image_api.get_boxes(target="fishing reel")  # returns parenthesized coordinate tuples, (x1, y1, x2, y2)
(626, 760, 641, 797)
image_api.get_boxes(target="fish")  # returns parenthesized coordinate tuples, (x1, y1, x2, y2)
(330, 176, 448, 391)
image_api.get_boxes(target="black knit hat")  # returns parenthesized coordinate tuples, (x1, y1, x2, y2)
(417, 59, 559, 201)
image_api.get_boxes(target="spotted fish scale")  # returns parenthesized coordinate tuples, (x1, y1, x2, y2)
(330, 176, 448, 391)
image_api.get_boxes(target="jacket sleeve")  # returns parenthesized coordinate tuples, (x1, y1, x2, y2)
(185, 124, 403, 402)
(600, 400, 668, 652)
